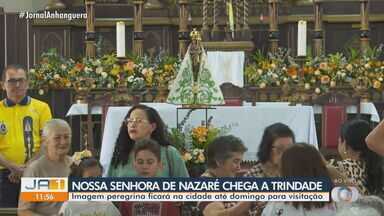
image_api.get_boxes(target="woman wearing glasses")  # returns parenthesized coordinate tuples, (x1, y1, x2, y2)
(244, 123, 295, 215)
(108, 104, 189, 177)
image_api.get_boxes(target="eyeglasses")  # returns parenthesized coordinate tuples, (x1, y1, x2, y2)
(125, 118, 149, 125)
(6, 78, 27, 86)
(272, 144, 291, 153)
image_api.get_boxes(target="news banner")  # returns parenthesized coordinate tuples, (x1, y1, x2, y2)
(18, 177, 344, 202)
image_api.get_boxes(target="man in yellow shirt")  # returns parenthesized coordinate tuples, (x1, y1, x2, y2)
(0, 64, 52, 207)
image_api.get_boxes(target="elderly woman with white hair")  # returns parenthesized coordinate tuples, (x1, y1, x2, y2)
(18, 119, 72, 216)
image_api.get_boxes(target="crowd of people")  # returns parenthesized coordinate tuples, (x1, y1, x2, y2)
(1, 64, 384, 215)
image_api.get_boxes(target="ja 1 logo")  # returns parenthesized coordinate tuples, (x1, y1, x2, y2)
(21, 177, 67, 192)
(331, 186, 359, 202)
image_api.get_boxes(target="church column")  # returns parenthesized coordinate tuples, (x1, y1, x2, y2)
(178, 0, 189, 57)
(242, 0, 251, 40)
(85, 0, 96, 57)
(212, 0, 220, 40)
(133, 0, 144, 57)
(268, 0, 279, 53)
(313, 0, 323, 57)
(202, 0, 210, 40)
(360, 0, 370, 54)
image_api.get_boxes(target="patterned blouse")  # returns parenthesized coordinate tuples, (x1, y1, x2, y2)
(244, 162, 269, 178)
(243, 162, 271, 216)
(199, 170, 238, 211)
(329, 159, 368, 195)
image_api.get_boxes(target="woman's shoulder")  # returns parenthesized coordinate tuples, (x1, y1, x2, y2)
(161, 145, 180, 155)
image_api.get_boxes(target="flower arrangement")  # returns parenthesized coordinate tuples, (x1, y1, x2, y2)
(29, 49, 181, 94)
(245, 48, 298, 88)
(29, 49, 74, 94)
(303, 52, 350, 94)
(169, 111, 234, 176)
(245, 45, 384, 96)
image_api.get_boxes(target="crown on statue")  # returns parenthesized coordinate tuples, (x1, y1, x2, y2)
(190, 28, 202, 41)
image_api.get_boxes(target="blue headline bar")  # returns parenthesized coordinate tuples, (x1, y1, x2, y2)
(68, 177, 332, 193)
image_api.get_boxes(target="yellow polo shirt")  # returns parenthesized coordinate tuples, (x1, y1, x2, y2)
(0, 96, 52, 169)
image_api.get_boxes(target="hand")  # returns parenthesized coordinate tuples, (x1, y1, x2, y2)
(8, 172, 21, 183)
(9, 164, 25, 177)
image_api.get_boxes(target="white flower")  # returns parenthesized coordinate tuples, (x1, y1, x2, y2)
(29, 69, 35, 73)
(85, 66, 93, 73)
(283, 77, 288, 82)
(365, 63, 371, 69)
(379, 77, 383, 82)
(95, 59, 101, 66)
(305, 83, 310, 90)
(53, 74, 61, 79)
(270, 63, 277, 69)
(107, 83, 112, 88)
(341, 72, 346, 78)
(92, 84, 96, 89)
(346, 64, 353, 72)
(128, 76, 135, 82)
(330, 81, 336, 87)
(101, 72, 108, 78)
(272, 73, 278, 78)
(38, 89, 44, 95)
(259, 82, 266, 88)
(315, 88, 321, 94)
(257, 69, 263, 75)
(276, 81, 281, 86)
(142, 68, 148, 75)
(96, 67, 103, 74)
(182, 152, 192, 161)
(65, 82, 71, 87)
(60, 64, 67, 70)
(314, 70, 321, 75)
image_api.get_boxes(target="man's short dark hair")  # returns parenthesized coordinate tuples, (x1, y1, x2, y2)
(2, 64, 28, 81)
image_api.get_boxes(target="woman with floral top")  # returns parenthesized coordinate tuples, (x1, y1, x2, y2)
(329, 119, 383, 196)
(244, 123, 295, 215)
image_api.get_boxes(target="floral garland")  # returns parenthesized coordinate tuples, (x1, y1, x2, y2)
(29, 49, 181, 94)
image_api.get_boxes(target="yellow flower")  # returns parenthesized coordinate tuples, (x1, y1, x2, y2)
(373, 80, 381, 89)
(346, 64, 353, 72)
(164, 64, 173, 72)
(182, 152, 192, 161)
(110, 65, 121, 76)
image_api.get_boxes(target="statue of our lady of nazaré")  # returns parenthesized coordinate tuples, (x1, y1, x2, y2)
(167, 29, 224, 106)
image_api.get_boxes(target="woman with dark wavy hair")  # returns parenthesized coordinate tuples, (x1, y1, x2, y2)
(108, 104, 188, 177)
(330, 119, 383, 196)
(245, 122, 295, 178)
